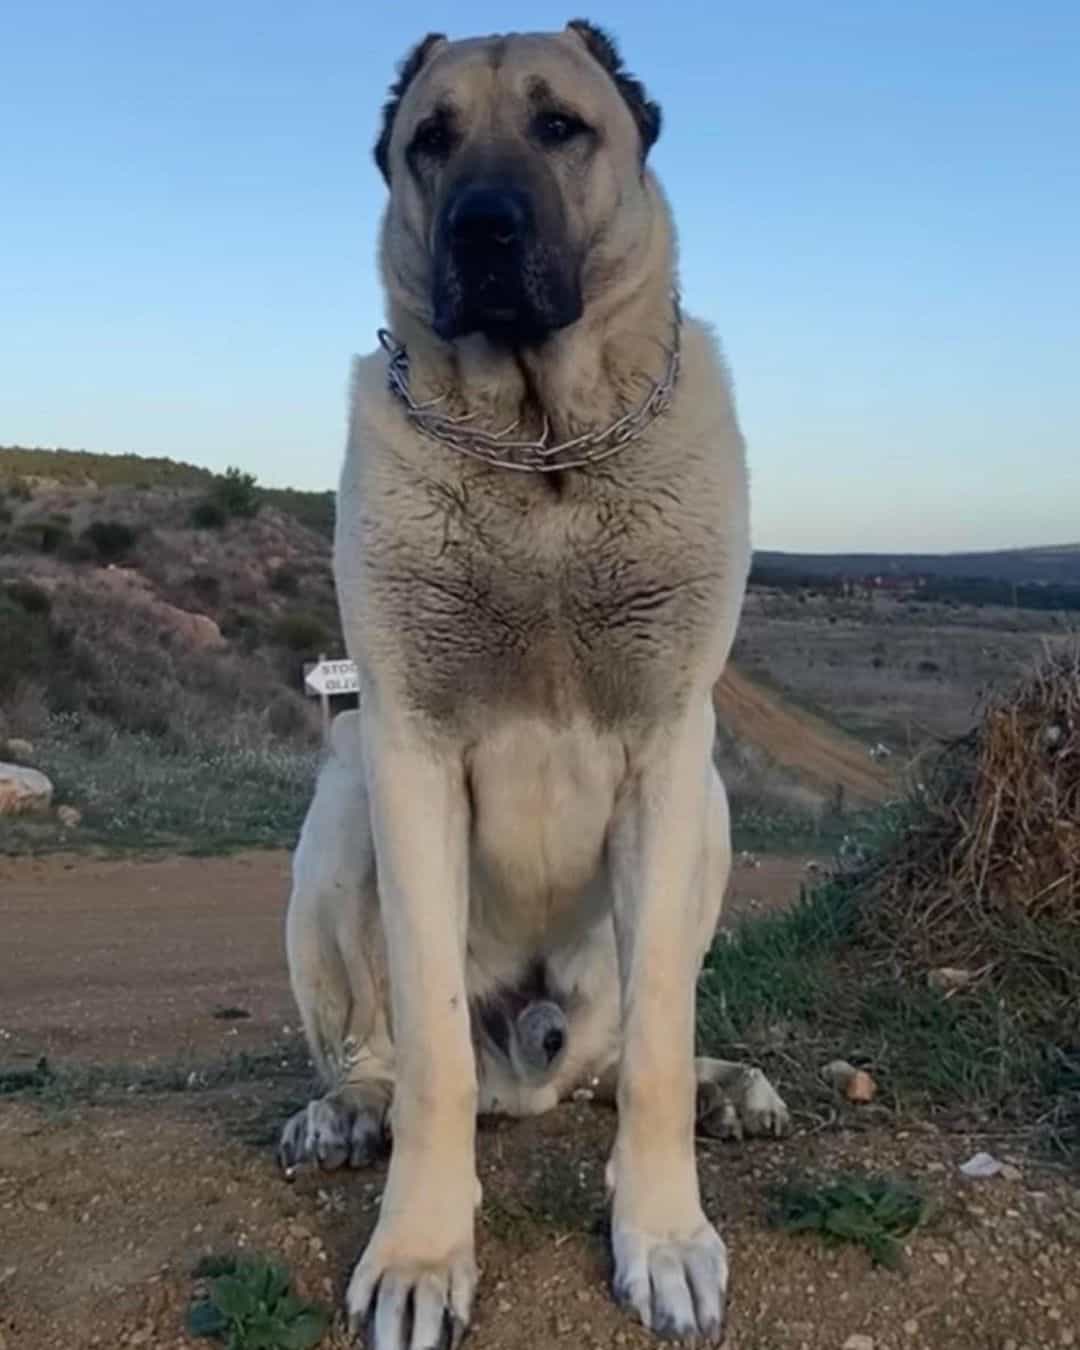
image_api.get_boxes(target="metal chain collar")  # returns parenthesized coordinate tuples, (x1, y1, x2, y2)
(376, 295, 682, 473)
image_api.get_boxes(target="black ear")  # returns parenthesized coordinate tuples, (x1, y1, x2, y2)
(374, 33, 447, 183)
(566, 19, 661, 159)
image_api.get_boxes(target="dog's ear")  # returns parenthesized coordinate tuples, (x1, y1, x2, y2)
(374, 33, 448, 184)
(565, 19, 661, 159)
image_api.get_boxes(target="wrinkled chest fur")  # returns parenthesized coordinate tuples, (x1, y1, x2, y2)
(354, 468, 737, 731)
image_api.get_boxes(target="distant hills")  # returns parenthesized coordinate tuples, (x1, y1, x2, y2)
(0, 445, 334, 537)
(3, 445, 1077, 589)
(754, 546, 1080, 587)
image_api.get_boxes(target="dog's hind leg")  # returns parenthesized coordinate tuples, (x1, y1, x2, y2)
(279, 712, 395, 1173)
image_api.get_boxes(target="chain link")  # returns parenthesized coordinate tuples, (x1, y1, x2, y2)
(377, 296, 682, 473)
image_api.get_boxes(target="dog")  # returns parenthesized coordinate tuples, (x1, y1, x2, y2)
(279, 21, 789, 1347)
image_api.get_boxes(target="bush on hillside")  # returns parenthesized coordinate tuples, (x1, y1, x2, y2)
(210, 466, 261, 519)
(14, 516, 72, 555)
(189, 572, 222, 604)
(271, 611, 330, 653)
(82, 519, 138, 564)
(0, 589, 50, 696)
(4, 579, 52, 615)
(190, 499, 227, 529)
(269, 565, 300, 597)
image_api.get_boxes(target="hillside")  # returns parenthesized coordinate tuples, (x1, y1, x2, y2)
(0, 445, 335, 536)
(0, 447, 900, 851)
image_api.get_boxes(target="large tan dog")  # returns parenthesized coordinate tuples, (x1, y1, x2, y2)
(280, 20, 789, 1347)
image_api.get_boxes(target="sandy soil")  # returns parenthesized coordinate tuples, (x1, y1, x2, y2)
(2, 852, 1078, 1350)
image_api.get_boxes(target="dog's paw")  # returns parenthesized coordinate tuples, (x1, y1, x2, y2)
(696, 1065, 790, 1141)
(277, 1092, 387, 1174)
(612, 1217, 728, 1342)
(346, 1239, 476, 1350)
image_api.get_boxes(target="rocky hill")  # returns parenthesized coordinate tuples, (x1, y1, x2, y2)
(0, 446, 893, 852)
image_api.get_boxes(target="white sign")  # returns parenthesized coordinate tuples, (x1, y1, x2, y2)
(304, 658, 360, 697)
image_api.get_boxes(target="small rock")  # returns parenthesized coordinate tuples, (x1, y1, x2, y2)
(960, 1151, 1003, 1179)
(1001, 1164, 1023, 1183)
(928, 966, 976, 992)
(3, 738, 34, 760)
(904, 1319, 919, 1336)
(845, 1069, 878, 1103)
(57, 805, 82, 830)
(932, 1250, 950, 1267)
(843, 1336, 875, 1350)
(822, 1059, 858, 1088)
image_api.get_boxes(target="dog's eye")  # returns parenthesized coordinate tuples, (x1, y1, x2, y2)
(410, 117, 454, 159)
(534, 111, 589, 148)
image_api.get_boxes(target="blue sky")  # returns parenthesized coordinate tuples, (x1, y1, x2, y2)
(2, 1, 1077, 551)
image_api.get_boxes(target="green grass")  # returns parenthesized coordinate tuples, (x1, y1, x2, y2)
(697, 872, 1078, 1146)
(0, 723, 318, 855)
(0, 1045, 311, 1110)
(728, 798, 869, 856)
(188, 1254, 329, 1350)
(769, 1172, 929, 1268)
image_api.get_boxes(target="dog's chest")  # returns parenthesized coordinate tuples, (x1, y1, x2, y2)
(360, 468, 730, 727)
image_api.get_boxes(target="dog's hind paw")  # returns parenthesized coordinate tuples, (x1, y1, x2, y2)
(277, 1091, 388, 1174)
(695, 1061, 790, 1141)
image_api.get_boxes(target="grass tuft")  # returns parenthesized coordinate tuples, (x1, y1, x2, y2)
(187, 1253, 329, 1349)
(769, 1172, 928, 1267)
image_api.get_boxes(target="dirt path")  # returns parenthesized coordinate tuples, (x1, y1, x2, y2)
(1, 851, 295, 1065)
(2, 853, 1078, 1350)
(0, 850, 809, 1067)
(715, 667, 896, 805)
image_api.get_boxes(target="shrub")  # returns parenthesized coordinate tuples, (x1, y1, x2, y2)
(268, 565, 300, 597)
(220, 609, 261, 647)
(210, 466, 261, 519)
(82, 519, 138, 563)
(191, 499, 227, 529)
(267, 693, 307, 739)
(4, 579, 52, 615)
(190, 572, 222, 604)
(271, 612, 329, 653)
(0, 593, 50, 695)
(15, 518, 71, 554)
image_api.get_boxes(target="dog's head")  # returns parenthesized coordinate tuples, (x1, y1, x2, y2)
(375, 21, 662, 346)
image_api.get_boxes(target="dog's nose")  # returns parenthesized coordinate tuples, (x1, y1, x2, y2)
(448, 186, 529, 250)
(542, 1026, 565, 1064)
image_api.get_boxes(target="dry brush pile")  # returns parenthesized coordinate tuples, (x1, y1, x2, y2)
(859, 643, 1080, 998)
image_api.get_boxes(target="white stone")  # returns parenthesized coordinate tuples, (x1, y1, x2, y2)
(0, 762, 53, 815)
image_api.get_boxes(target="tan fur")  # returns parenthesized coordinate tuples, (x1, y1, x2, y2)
(282, 23, 788, 1347)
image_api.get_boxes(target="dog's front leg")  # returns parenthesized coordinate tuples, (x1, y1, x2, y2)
(346, 708, 478, 1350)
(607, 699, 728, 1344)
